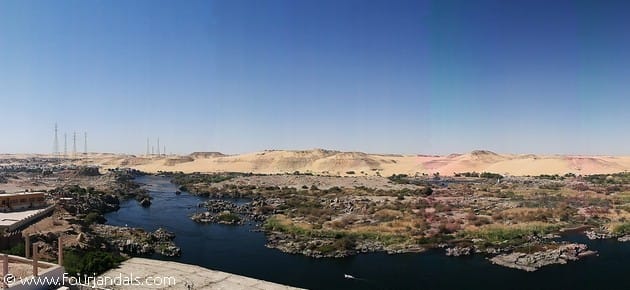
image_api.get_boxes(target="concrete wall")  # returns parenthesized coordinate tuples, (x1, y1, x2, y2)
(4, 206, 55, 232)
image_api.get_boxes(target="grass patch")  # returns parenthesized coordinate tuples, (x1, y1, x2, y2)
(264, 216, 410, 246)
(610, 222, 630, 235)
(460, 223, 561, 244)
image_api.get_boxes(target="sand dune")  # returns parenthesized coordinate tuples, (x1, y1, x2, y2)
(44, 149, 630, 177)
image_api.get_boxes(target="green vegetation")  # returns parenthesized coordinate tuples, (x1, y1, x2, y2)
(584, 172, 630, 185)
(388, 174, 410, 184)
(170, 170, 630, 258)
(264, 216, 409, 246)
(453, 171, 506, 179)
(536, 174, 564, 180)
(63, 249, 125, 276)
(171, 172, 242, 186)
(454, 172, 480, 177)
(292, 171, 313, 176)
(480, 172, 503, 179)
(67, 185, 88, 195)
(2, 242, 25, 256)
(84, 212, 104, 225)
(611, 222, 630, 235)
(316, 236, 356, 254)
(217, 212, 241, 223)
(461, 224, 561, 245)
(387, 174, 431, 187)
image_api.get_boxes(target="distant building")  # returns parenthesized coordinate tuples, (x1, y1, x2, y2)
(0, 192, 53, 232)
(0, 192, 46, 212)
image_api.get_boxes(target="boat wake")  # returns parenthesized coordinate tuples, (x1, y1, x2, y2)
(344, 274, 367, 281)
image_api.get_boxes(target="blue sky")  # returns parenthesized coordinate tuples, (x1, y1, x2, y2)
(1, 0, 629, 155)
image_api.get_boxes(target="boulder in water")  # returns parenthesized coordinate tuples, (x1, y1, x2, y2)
(140, 197, 152, 207)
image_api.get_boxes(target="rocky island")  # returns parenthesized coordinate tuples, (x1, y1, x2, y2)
(489, 243, 597, 271)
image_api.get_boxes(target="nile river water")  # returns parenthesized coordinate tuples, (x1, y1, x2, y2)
(104, 175, 630, 290)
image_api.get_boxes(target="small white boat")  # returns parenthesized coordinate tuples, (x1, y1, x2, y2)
(343, 274, 355, 279)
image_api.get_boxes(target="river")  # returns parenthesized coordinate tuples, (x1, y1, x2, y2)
(104, 175, 630, 290)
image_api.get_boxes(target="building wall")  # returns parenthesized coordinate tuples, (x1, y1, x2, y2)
(0, 194, 46, 212)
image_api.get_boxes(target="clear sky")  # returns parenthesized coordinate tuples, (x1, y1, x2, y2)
(1, 0, 629, 155)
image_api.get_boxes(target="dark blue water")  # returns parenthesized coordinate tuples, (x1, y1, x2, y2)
(105, 175, 630, 289)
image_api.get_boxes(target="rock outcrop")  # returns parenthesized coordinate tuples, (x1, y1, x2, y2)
(585, 230, 615, 240)
(190, 199, 268, 224)
(91, 224, 181, 257)
(139, 197, 152, 207)
(264, 231, 424, 258)
(446, 246, 472, 257)
(489, 243, 596, 271)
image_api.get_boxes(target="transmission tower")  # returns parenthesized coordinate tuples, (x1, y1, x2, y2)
(53, 123, 59, 157)
(73, 132, 77, 158)
(84, 132, 88, 155)
(157, 138, 160, 156)
(146, 138, 150, 156)
(64, 133, 67, 158)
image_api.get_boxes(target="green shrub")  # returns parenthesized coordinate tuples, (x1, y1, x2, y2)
(612, 222, 630, 235)
(455, 172, 480, 177)
(2, 243, 25, 256)
(536, 174, 563, 181)
(388, 174, 410, 184)
(84, 212, 103, 225)
(63, 249, 125, 276)
(480, 172, 503, 179)
(217, 212, 241, 223)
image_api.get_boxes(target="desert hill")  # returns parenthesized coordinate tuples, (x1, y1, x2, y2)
(48, 149, 630, 177)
